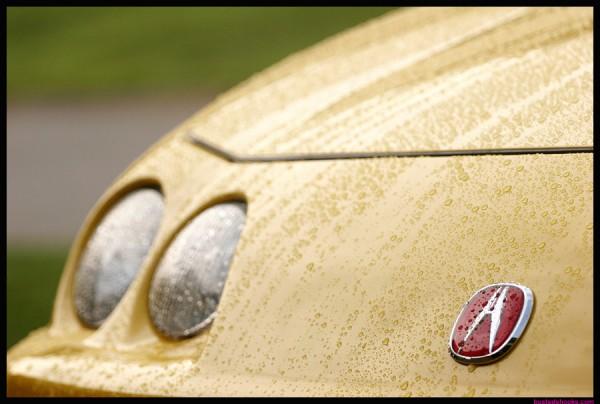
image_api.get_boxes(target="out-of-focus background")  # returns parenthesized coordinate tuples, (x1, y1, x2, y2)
(7, 7, 397, 348)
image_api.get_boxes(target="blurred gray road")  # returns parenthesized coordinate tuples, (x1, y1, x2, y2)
(7, 95, 212, 245)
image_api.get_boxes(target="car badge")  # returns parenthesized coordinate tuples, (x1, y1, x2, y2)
(449, 282, 534, 365)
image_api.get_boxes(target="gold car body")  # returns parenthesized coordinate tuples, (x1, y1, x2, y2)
(7, 7, 593, 396)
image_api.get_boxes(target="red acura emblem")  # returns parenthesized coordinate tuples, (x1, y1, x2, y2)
(449, 283, 534, 365)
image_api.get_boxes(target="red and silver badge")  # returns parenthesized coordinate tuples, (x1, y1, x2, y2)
(449, 283, 534, 365)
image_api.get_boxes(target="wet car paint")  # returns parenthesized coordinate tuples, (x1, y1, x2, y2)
(7, 7, 593, 397)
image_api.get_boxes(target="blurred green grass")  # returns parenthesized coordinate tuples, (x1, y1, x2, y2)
(8, 7, 396, 100)
(7, 247, 68, 348)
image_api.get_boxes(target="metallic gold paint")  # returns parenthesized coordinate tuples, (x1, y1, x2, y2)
(191, 7, 592, 155)
(7, 7, 592, 397)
